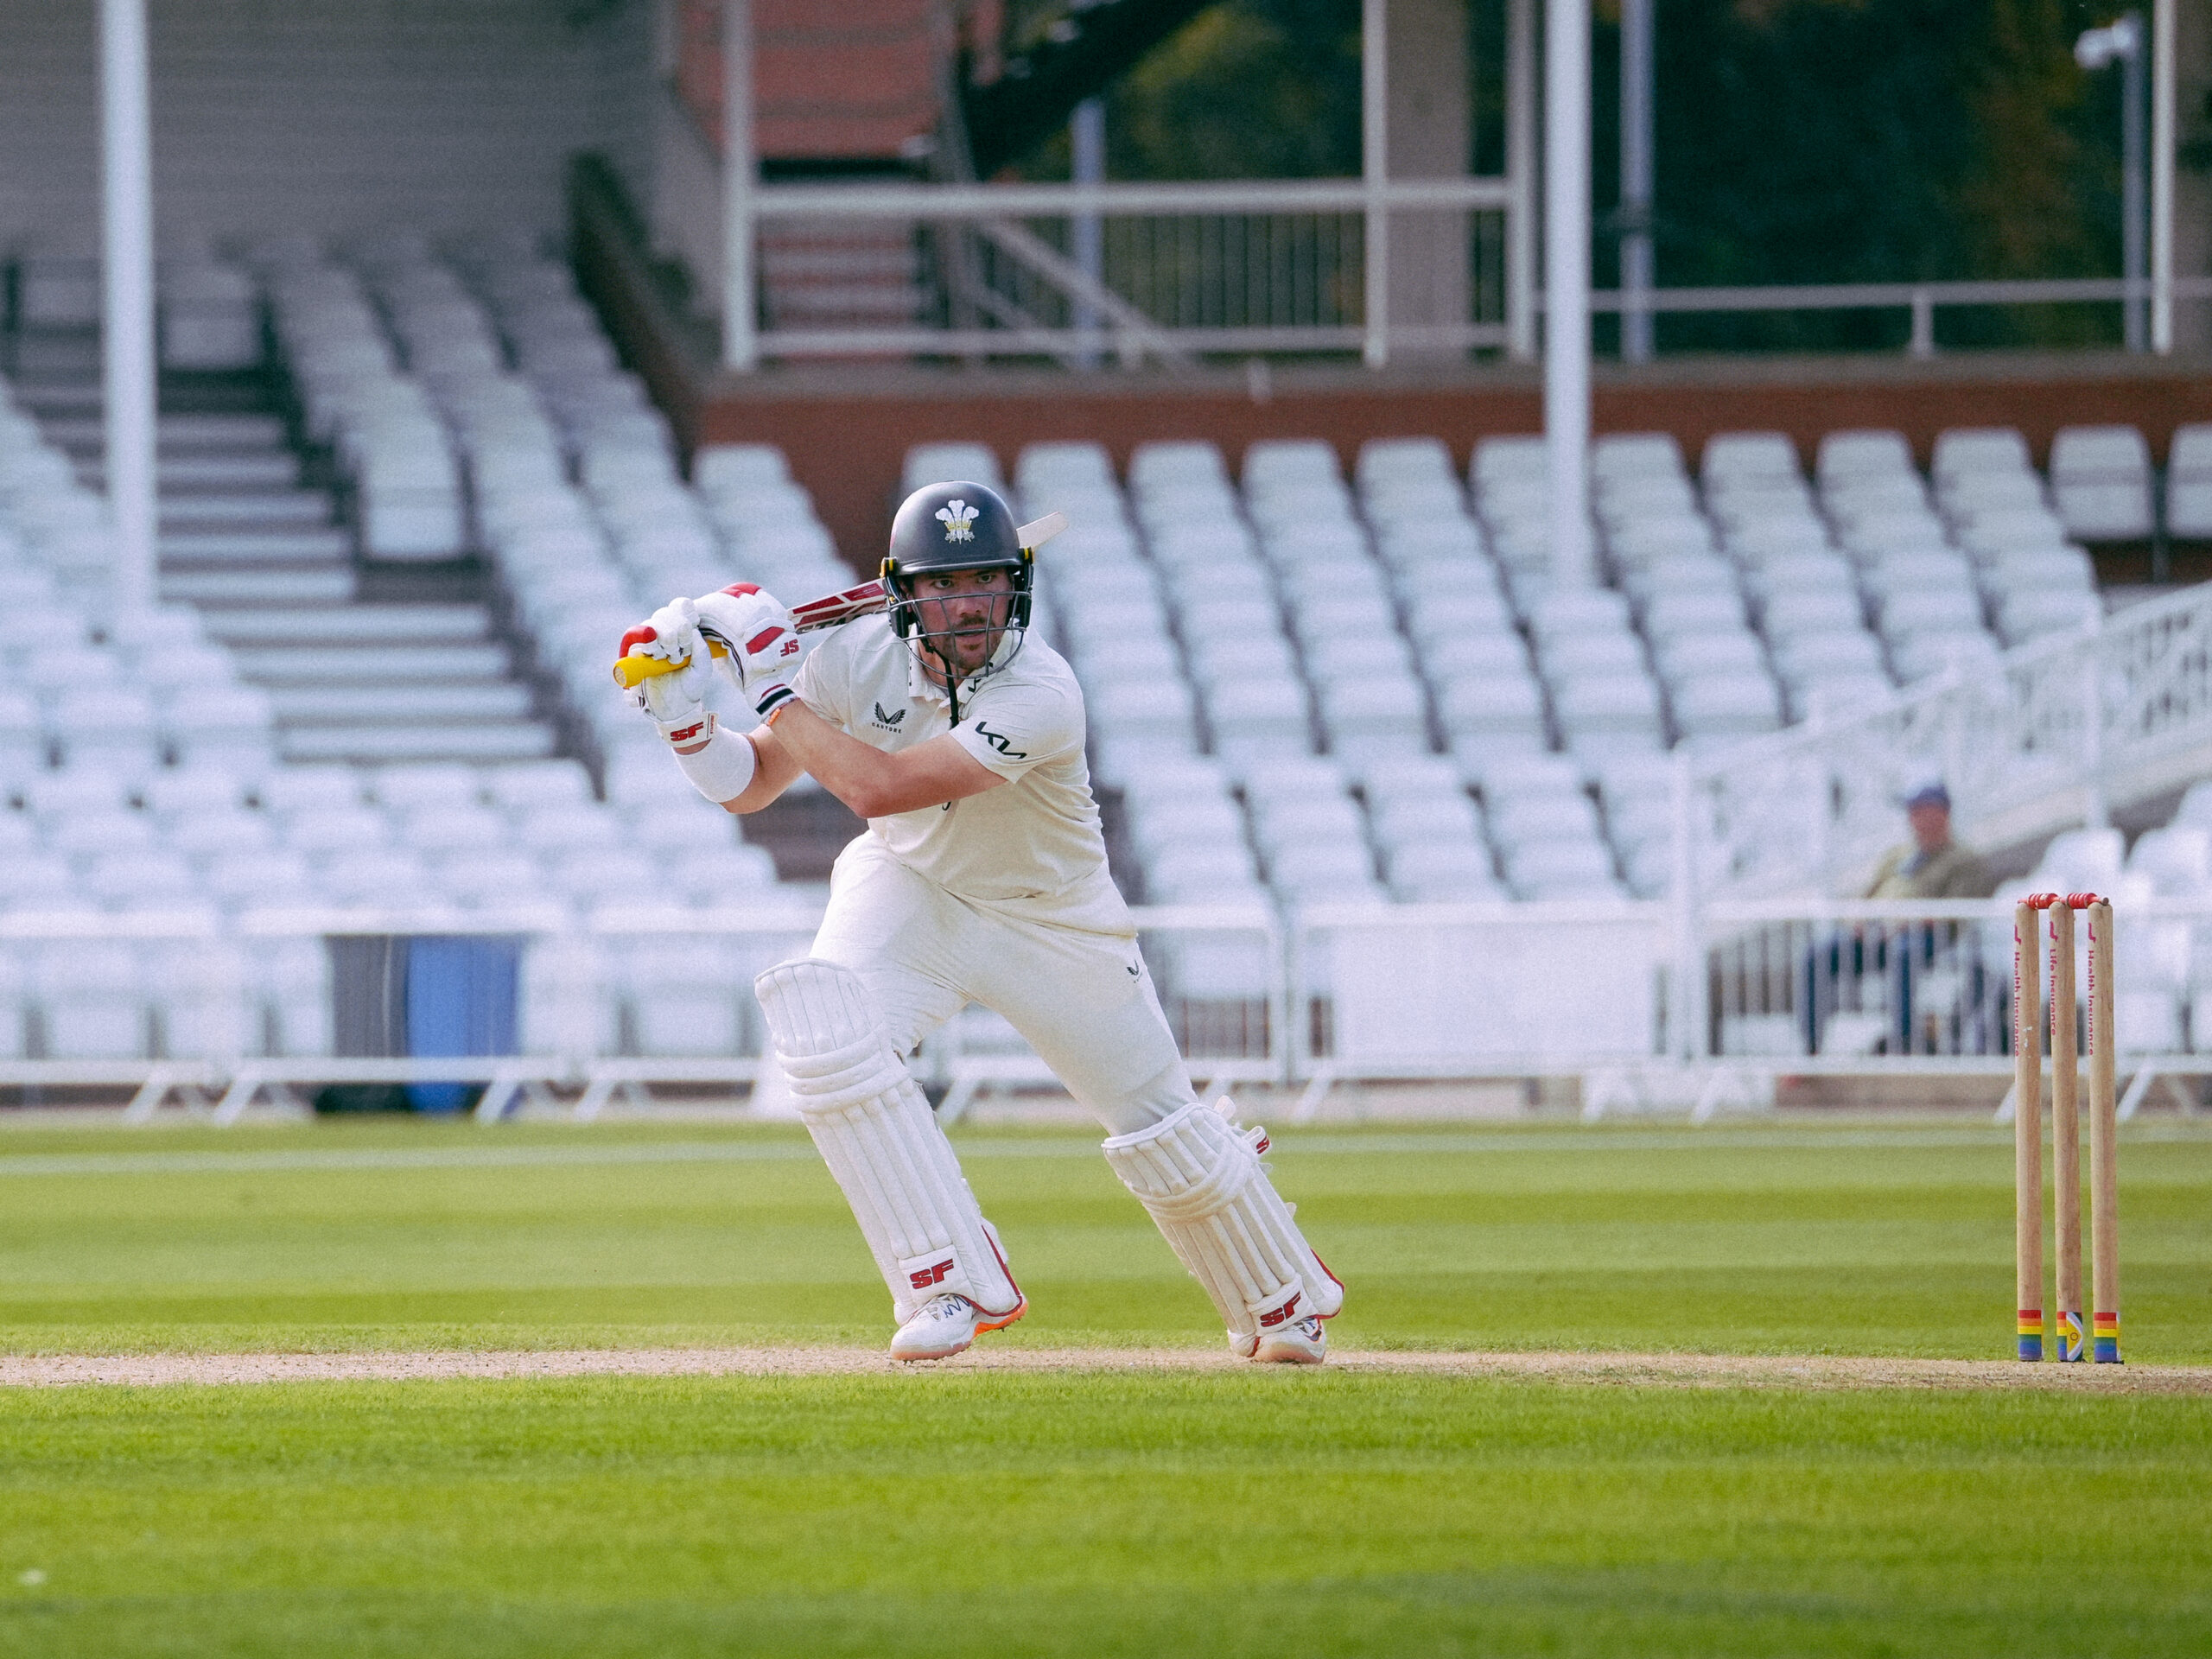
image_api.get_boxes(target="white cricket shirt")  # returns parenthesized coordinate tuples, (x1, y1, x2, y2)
(790, 615, 1134, 937)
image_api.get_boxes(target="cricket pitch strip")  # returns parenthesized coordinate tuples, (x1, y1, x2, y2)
(5, 1348, 2210, 1393)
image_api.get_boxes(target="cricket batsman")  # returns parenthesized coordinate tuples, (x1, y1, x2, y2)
(618, 480, 1343, 1363)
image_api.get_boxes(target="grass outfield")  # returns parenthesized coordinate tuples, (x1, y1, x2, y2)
(2, 1116, 2209, 1656)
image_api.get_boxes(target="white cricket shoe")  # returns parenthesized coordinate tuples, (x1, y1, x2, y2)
(888, 1291, 1027, 1362)
(1249, 1315, 1328, 1365)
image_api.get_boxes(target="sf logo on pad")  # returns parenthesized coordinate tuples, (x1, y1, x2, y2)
(908, 1257, 957, 1290)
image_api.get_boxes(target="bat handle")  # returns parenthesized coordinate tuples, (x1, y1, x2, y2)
(611, 639, 729, 690)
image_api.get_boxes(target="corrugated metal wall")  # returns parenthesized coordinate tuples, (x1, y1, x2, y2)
(0, 0, 653, 250)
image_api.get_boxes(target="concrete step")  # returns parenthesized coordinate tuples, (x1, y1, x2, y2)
(161, 527, 352, 563)
(200, 603, 496, 649)
(766, 285, 928, 324)
(43, 413, 290, 454)
(161, 567, 359, 605)
(11, 380, 103, 418)
(760, 248, 918, 280)
(158, 492, 333, 530)
(266, 683, 538, 723)
(232, 643, 516, 684)
(279, 721, 559, 765)
(78, 454, 302, 491)
(6, 337, 99, 378)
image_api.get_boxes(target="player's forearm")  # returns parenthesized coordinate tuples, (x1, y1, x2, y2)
(766, 703, 921, 817)
(767, 703, 997, 817)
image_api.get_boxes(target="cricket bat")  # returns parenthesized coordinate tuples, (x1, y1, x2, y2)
(612, 511, 1068, 690)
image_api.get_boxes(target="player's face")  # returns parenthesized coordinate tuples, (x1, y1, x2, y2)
(915, 567, 1014, 678)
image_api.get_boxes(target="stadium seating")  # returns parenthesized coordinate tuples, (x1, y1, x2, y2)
(0, 231, 855, 1062)
(959, 418, 2151, 912)
(7, 217, 2193, 1067)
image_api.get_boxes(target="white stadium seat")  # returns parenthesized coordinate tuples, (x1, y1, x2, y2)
(1932, 427, 2034, 482)
(1385, 841, 1503, 901)
(2166, 423, 2212, 537)
(1669, 673, 1783, 737)
(1701, 431, 1802, 484)
(2049, 425, 2153, 541)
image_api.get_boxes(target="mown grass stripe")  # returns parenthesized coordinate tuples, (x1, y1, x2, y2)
(1, 1122, 2202, 1179)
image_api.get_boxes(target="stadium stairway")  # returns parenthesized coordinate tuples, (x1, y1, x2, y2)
(8, 326, 561, 766)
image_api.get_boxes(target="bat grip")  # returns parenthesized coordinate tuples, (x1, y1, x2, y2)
(611, 639, 729, 690)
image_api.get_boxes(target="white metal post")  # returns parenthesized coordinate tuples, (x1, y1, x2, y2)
(99, 0, 156, 615)
(1506, 0, 1536, 361)
(2076, 13, 2150, 349)
(1669, 748, 1703, 1061)
(1618, 0, 1653, 363)
(721, 0, 758, 371)
(2125, 11, 2147, 351)
(1363, 0, 1390, 368)
(2082, 634, 2109, 829)
(1071, 99, 1105, 368)
(2152, 0, 2176, 352)
(1544, 0, 1592, 585)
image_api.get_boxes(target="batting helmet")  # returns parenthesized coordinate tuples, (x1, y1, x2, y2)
(881, 481, 1035, 687)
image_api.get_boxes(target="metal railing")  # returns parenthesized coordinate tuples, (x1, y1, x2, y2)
(3, 893, 2206, 1126)
(0, 903, 1287, 1124)
(1568, 274, 2212, 359)
(731, 175, 1518, 368)
(1681, 582, 2212, 907)
(639, 64, 2211, 370)
(733, 185, 2212, 365)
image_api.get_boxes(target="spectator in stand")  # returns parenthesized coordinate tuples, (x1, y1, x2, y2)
(1864, 784, 1996, 899)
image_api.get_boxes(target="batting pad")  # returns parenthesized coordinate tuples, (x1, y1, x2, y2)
(1102, 1098, 1344, 1353)
(753, 958, 1022, 1322)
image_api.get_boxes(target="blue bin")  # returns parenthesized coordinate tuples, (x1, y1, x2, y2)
(403, 937, 520, 1114)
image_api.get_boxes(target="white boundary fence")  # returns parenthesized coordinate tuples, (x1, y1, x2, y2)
(3, 894, 2208, 1126)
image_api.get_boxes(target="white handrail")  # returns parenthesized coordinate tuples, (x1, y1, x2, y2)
(746, 177, 1515, 218)
(720, 162, 2212, 367)
(1681, 582, 2212, 903)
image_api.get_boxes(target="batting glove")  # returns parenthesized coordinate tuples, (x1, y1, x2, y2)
(693, 582, 801, 720)
(620, 599, 714, 746)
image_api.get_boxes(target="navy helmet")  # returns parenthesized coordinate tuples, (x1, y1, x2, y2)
(881, 482, 1035, 689)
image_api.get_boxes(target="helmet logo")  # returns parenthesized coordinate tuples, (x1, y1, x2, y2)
(935, 499, 977, 543)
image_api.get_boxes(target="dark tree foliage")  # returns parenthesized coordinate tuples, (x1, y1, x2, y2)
(1009, 0, 2131, 351)
(1012, 0, 1363, 180)
(1624, 0, 2120, 350)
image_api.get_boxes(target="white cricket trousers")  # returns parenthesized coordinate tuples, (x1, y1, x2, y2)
(808, 837, 1195, 1136)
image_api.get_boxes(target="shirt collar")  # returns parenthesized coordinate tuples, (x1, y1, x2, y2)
(903, 630, 1020, 710)
(906, 645, 951, 709)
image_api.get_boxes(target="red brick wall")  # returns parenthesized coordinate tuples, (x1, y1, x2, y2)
(676, 0, 941, 161)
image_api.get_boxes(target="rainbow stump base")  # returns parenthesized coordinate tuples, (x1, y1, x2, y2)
(2018, 1310, 2044, 1362)
(2094, 1313, 2122, 1364)
(2056, 1310, 2086, 1363)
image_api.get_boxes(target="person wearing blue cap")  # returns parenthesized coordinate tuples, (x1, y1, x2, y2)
(1863, 783, 1995, 899)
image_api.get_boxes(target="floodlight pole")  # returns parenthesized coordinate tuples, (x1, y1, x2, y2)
(1618, 0, 1654, 363)
(1071, 99, 1105, 369)
(2077, 12, 2155, 353)
(1545, 0, 1592, 586)
(100, 0, 156, 614)
(1505, 0, 1537, 362)
(2152, 0, 2175, 352)
(2122, 11, 2147, 351)
(721, 0, 758, 371)
(1362, 0, 1389, 368)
